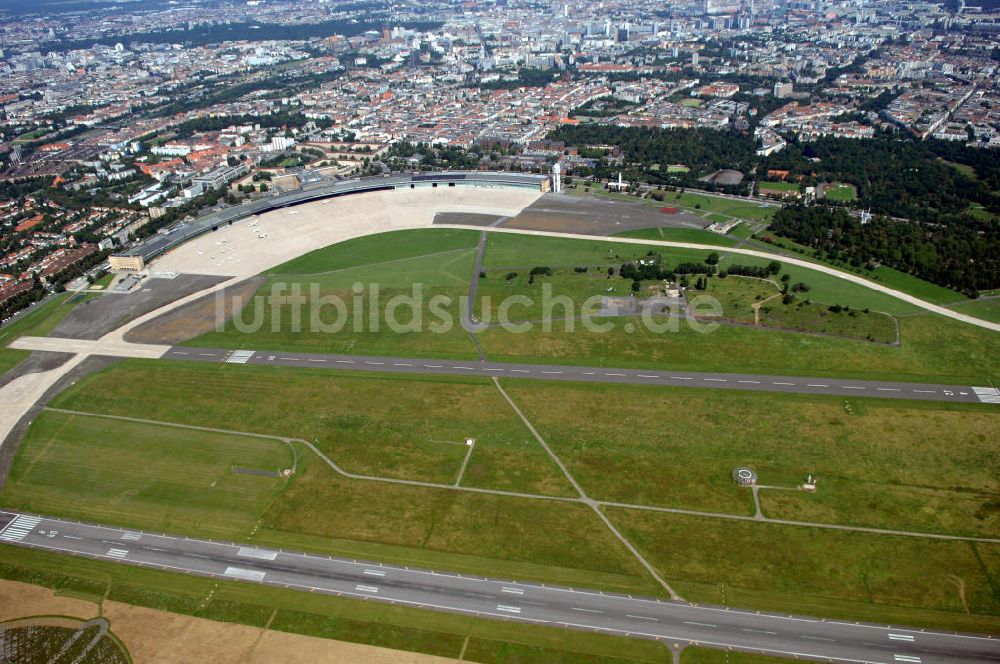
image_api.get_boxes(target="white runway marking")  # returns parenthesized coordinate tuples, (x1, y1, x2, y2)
(355, 584, 379, 593)
(973, 386, 1000, 404)
(106, 548, 129, 559)
(225, 566, 266, 582)
(121, 532, 141, 540)
(888, 634, 916, 642)
(501, 587, 524, 595)
(496, 604, 521, 614)
(0, 515, 41, 542)
(228, 351, 256, 364)
(894, 655, 921, 663)
(237, 547, 277, 561)
(363, 569, 386, 577)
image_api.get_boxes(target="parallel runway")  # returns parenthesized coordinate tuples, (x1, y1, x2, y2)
(2, 511, 998, 663)
(164, 346, 1000, 404)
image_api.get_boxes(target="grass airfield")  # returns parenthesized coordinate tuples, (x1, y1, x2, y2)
(2, 191, 1000, 661)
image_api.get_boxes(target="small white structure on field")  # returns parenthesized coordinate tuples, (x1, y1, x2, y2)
(608, 172, 627, 191)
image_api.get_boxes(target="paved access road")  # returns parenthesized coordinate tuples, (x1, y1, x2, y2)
(165, 346, 1000, 405)
(2, 511, 997, 663)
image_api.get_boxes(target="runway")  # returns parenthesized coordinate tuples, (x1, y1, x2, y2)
(164, 346, 1000, 404)
(1, 511, 997, 663)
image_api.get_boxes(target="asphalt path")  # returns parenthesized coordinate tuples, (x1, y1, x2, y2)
(164, 346, 999, 404)
(2, 511, 997, 663)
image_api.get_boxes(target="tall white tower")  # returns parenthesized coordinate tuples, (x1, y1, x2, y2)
(552, 162, 562, 194)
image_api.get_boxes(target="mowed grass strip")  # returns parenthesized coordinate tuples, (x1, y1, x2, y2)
(267, 228, 482, 276)
(502, 381, 1000, 536)
(1, 411, 292, 539)
(0, 547, 673, 663)
(604, 507, 1000, 632)
(256, 457, 653, 593)
(50, 361, 575, 495)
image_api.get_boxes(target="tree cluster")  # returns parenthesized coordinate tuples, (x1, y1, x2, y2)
(769, 205, 999, 295)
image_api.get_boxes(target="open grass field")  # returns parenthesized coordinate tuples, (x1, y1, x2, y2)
(699, 275, 898, 343)
(0, 293, 79, 377)
(32, 362, 653, 593)
(476, 306, 997, 384)
(2, 410, 294, 539)
(0, 547, 674, 663)
(183, 229, 998, 384)
(947, 297, 1000, 324)
(49, 362, 574, 495)
(188, 241, 481, 359)
(822, 183, 857, 202)
(605, 508, 1000, 633)
(9, 361, 1000, 632)
(270, 228, 481, 276)
(502, 381, 1000, 537)
(757, 181, 798, 193)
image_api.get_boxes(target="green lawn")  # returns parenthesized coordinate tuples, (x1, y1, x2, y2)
(605, 508, 1000, 633)
(0, 547, 673, 663)
(757, 181, 798, 193)
(2, 410, 293, 539)
(36, 362, 653, 594)
(868, 265, 967, 305)
(948, 297, 1000, 324)
(503, 381, 1000, 537)
(476, 309, 997, 384)
(0, 293, 81, 377)
(666, 164, 690, 173)
(269, 228, 481, 276)
(189, 230, 997, 384)
(822, 183, 857, 202)
(49, 363, 573, 495)
(700, 274, 898, 343)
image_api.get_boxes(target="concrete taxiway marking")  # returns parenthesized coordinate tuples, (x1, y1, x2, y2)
(496, 605, 521, 614)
